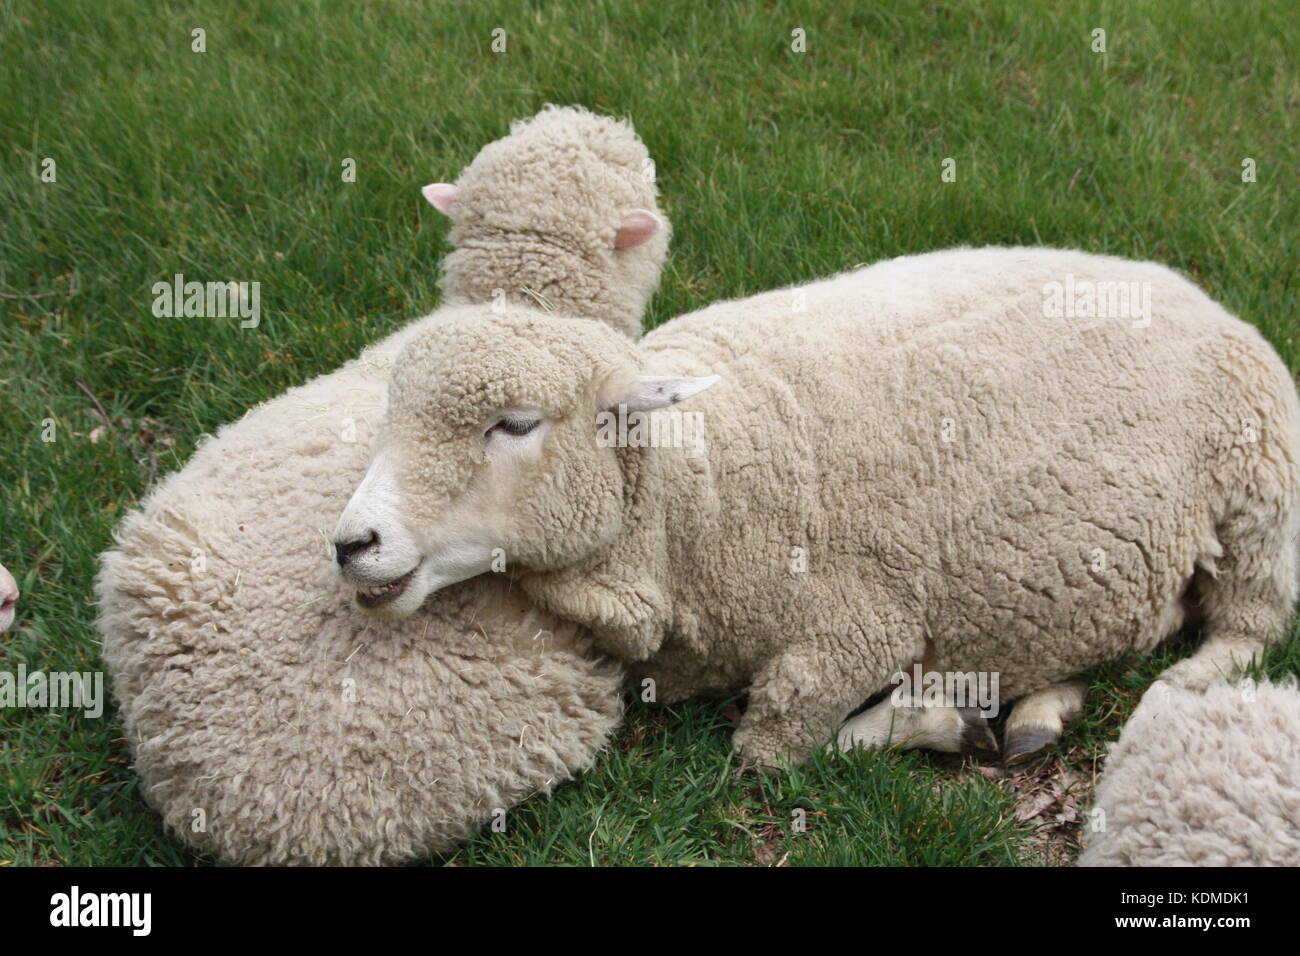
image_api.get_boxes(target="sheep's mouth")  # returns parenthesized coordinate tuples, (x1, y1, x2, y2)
(0, 595, 15, 614)
(354, 568, 417, 609)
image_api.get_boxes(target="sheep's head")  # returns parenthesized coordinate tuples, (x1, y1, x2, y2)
(425, 105, 669, 338)
(0, 563, 18, 633)
(332, 306, 717, 619)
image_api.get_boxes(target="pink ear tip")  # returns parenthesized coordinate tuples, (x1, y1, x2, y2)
(422, 183, 458, 214)
(614, 209, 661, 249)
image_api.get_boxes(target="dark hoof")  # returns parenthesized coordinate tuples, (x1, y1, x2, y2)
(1002, 725, 1059, 766)
(957, 707, 999, 757)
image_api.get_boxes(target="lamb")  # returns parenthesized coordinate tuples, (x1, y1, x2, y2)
(96, 105, 668, 865)
(335, 245, 1300, 766)
(1079, 678, 1300, 866)
(0, 562, 18, 633)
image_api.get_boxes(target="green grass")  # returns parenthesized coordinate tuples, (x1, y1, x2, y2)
(1, 0, 1297, 866)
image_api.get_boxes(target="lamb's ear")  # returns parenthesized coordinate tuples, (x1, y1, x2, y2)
(613, 375, 721, 413)
(614, 209, 661, 249)
(422, 183, 458, 215)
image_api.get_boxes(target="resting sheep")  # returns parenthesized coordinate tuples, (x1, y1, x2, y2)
(1079, 678, 1300, 866)
(335, 246, 1300, 767)
(96, 105, 667, 864)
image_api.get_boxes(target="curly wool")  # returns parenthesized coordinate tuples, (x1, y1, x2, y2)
(438, 105, 669, 339)
(1079, 679, 1300, 866)
(614, 249, 1299, 763)
(0, 562, 16, 634)
(97, 345, 625, 865)
(95, 107, 664, 865)
(393, 246, 1299, 765)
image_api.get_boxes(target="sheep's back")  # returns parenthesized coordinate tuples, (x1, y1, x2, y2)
(637, 247, 1299, 693)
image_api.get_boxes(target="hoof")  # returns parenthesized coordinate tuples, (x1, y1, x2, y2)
(957, 707, 999, 757)
(1002, 724, 1059, 766)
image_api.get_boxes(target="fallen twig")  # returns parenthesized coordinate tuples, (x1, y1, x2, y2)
(74, 379, 159, 491)
(0, 286, 79, 302)
(74, 380, 117, 433)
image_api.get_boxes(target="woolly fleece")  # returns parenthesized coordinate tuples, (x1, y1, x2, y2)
(0, 562, 17, 634)
(437, 104, 669, 339)
(95, 106, 667, 865)
(1079, 679, 1300, 866)
(380, 246, 1300, 765)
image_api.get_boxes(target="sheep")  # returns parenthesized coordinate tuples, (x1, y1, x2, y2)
(96, 105, 668, 865)
(0, 562, 18, 633)
(335, 245, 1300, 767)
(1079, 678, 1300, 866)
(426, 106, 668, 340)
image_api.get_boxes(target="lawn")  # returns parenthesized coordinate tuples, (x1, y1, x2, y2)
(1, 0, 1296, 866)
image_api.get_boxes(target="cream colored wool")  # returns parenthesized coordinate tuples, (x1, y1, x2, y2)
(1079, 679, 1300, 866)
(361, 246, 1300, 765)
(0, 562, 17, 633)
(96, 106, 668, 865)
(437, 104, 669, 339)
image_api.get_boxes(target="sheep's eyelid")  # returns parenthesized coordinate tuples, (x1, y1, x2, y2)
(484, 412, 544, 439)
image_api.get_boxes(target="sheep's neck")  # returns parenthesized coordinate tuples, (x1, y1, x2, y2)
(441, 270, 646, 342)
(519, 438, 705, 663)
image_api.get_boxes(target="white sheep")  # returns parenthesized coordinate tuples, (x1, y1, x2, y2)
(96, 106, 667, 865)
(1079, 678, 1300, 866)
(0, 562, 18, 633)
(335, 245, 1300, 767)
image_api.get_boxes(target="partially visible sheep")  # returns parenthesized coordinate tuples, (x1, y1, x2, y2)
(428, 104, 669, 339)
(336, 246, 1300, 767)
(0, 562, 17, 633)
(1079, 678, 1300, 866)
(96, 105, 668, 865)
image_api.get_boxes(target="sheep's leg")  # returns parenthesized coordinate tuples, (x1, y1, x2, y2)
(733, 638, 898, 767)
(833, 637, 997, 757)
(734, 676, 852, 767)
(1001, 680, 1088, 765)
(1158, 513, 1297, 691)
(835, 696, 998, 756)
(1158, 613, 1279, 690)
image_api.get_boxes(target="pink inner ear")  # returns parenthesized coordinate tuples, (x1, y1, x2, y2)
(422, 183, 458, 215)
(614, 209, 660, 249)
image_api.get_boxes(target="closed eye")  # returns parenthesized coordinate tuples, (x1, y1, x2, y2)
(485, 415, 542, 439)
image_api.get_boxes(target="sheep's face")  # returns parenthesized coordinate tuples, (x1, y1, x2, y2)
(0, 563, 18, 633)
(332, 308, 717, 619)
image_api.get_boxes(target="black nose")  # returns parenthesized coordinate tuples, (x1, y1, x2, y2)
(335, 530, 379, 567)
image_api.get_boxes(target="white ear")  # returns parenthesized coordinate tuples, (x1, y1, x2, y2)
(422, 183, 458, 215)
(614, 209, 661, 249)
(616, 375, 720, 413)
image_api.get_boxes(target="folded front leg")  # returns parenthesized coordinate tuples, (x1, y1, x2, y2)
(733, 637, 898, 766)
(836, 696, 999, 756)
